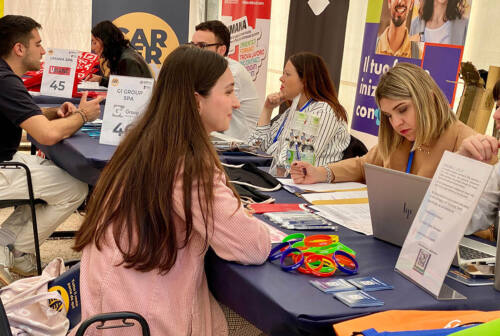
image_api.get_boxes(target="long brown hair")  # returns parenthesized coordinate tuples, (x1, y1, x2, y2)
(74, 45, 239, 274)
(289, 52, 348, 122)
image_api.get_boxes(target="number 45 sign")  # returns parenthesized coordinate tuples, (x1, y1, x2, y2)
(40, 48, 79, 98)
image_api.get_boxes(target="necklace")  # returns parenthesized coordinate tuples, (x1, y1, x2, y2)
(416, 145, 430, 155)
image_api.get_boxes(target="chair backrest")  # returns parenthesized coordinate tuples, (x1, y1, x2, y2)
(342, 135, 368, 160)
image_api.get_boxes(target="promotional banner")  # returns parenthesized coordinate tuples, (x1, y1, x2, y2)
(0, 0, 3, 17)
(92, 1, 189, 78)
(351, 0, 472, 146)
(220, 0, 272, 102)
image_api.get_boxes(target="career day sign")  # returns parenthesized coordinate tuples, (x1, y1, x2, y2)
(113, 12, 180, 78)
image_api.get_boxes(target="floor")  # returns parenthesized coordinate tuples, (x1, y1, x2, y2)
(0, 207, 82, 281)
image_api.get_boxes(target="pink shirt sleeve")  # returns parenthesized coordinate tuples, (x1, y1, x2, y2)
(177, 172, 272, 265)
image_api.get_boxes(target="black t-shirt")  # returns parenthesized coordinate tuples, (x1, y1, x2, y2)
(0, 58, 42, 161)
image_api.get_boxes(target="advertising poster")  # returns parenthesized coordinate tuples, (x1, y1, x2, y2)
(220, 0, 272, 102)
(92, 1, 189, 78)
(351, 0, 472, 146)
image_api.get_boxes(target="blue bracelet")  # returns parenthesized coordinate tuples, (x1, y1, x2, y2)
(332, 250, 358, 275)
(268, 242, 291, 261)
(280, 248, 304, 272)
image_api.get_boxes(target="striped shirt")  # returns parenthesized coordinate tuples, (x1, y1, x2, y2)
(248, 99, 350, 175)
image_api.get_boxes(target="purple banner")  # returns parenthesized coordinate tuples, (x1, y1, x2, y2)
(351, 0, 470, 138)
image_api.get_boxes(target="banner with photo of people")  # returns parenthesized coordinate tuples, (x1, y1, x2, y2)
(351, 0, 472, 143)
(220, 0, 272, 103)
(92, 1, 189, 78)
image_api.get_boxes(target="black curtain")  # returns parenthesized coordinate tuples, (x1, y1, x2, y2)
(284, 0, 349, 91)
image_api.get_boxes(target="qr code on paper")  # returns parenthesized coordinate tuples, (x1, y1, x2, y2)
(413, 248, 431, 275)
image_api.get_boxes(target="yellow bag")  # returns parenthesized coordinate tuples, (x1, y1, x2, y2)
(334, 310, 500, 336)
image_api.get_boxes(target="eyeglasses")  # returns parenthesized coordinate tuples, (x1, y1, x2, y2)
(187, 41, 223, 49)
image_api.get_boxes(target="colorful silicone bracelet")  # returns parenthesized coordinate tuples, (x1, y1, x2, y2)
(306, 255, 337, 277)
(268, 242, 291, 261)
(280, 248, 304, 272)
(332, 250, 358, 275)
(294, 251, 315, 274)
(329, 235, 339, 243)
(303, 234, 333, 247)
(283, 233, 306, 243)
(291, 241, 308, 250)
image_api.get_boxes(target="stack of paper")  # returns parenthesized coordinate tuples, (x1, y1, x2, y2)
(278, 179, 372, 235)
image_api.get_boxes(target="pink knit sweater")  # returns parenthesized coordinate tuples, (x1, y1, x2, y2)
(72, 172, 271, 335)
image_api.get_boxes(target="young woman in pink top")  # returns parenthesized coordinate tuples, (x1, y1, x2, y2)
(72, 45, 271, 335)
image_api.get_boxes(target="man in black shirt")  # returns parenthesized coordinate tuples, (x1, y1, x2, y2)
(0, 15, 103, 286)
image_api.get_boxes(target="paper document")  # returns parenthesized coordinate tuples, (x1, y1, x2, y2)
(396, 151, 493, 298)
(311, 204, 372, 235)
(302, 190, 368, 205)
(278, 179, 366, 193)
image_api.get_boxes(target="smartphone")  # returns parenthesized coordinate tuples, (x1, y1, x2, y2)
(461, 263, 495, 278)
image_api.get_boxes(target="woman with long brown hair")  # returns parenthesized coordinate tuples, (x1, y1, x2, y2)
(73, 45, 271, 335)
(248, 52, 350, 176)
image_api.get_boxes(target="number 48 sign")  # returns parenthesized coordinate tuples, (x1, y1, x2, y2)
(40, 48, 79, 98)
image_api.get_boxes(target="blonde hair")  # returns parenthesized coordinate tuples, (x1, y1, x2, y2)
(375, 62, 456, 159)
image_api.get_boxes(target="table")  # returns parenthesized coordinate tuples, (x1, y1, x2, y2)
(31, 93, 106, 106)
(205, 188, 500, 336)
(30, 118, 500, 335)
(32, 94, 84, 105)
(31, 132, 272, 185)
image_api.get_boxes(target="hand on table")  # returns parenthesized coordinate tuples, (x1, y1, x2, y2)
(290, 161, 326, 184)
(83, 74, 102, 82)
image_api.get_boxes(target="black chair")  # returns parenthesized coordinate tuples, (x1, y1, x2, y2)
(74, 312, 151, 336)
(342, 135, 368, 160)
(0, 295, 150, 336)
(0, 162, 43, 275)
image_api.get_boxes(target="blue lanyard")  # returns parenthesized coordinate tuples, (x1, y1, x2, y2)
(406, 151, 414, 174)
(272, 98, 313, 144)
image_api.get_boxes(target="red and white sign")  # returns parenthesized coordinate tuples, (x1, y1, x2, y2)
(221, 0, 272, 103)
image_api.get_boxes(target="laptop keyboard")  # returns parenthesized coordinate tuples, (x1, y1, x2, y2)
(459, 245, 494, 260)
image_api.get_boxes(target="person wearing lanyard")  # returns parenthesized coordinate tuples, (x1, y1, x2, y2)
(457, 80, 500, 237)
(290, 62, 496, 184)
(248, 52, 350, 176)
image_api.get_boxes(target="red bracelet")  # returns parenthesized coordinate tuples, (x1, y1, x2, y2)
(303, 234, 333, 247)
(307, 255, 337, 277)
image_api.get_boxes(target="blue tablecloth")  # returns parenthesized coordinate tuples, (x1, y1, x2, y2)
(205, 188, 500, 336)
(31, 132, 272, 185)
(32, 94, 106, 106)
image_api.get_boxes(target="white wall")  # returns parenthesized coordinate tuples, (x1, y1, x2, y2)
(5, 0, 92, 52)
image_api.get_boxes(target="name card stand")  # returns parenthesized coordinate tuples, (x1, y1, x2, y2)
(99, 75, 154, 146)
(395, 151, 493, 300)
(40, 48, 79, 98)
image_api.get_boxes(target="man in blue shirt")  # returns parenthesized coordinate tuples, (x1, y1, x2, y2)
(0, 15, 103, 286)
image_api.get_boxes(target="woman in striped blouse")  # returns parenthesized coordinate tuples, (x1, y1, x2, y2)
(248, 52, 350, 176)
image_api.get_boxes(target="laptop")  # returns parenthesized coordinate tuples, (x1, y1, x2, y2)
(364, 163, 496, 266)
